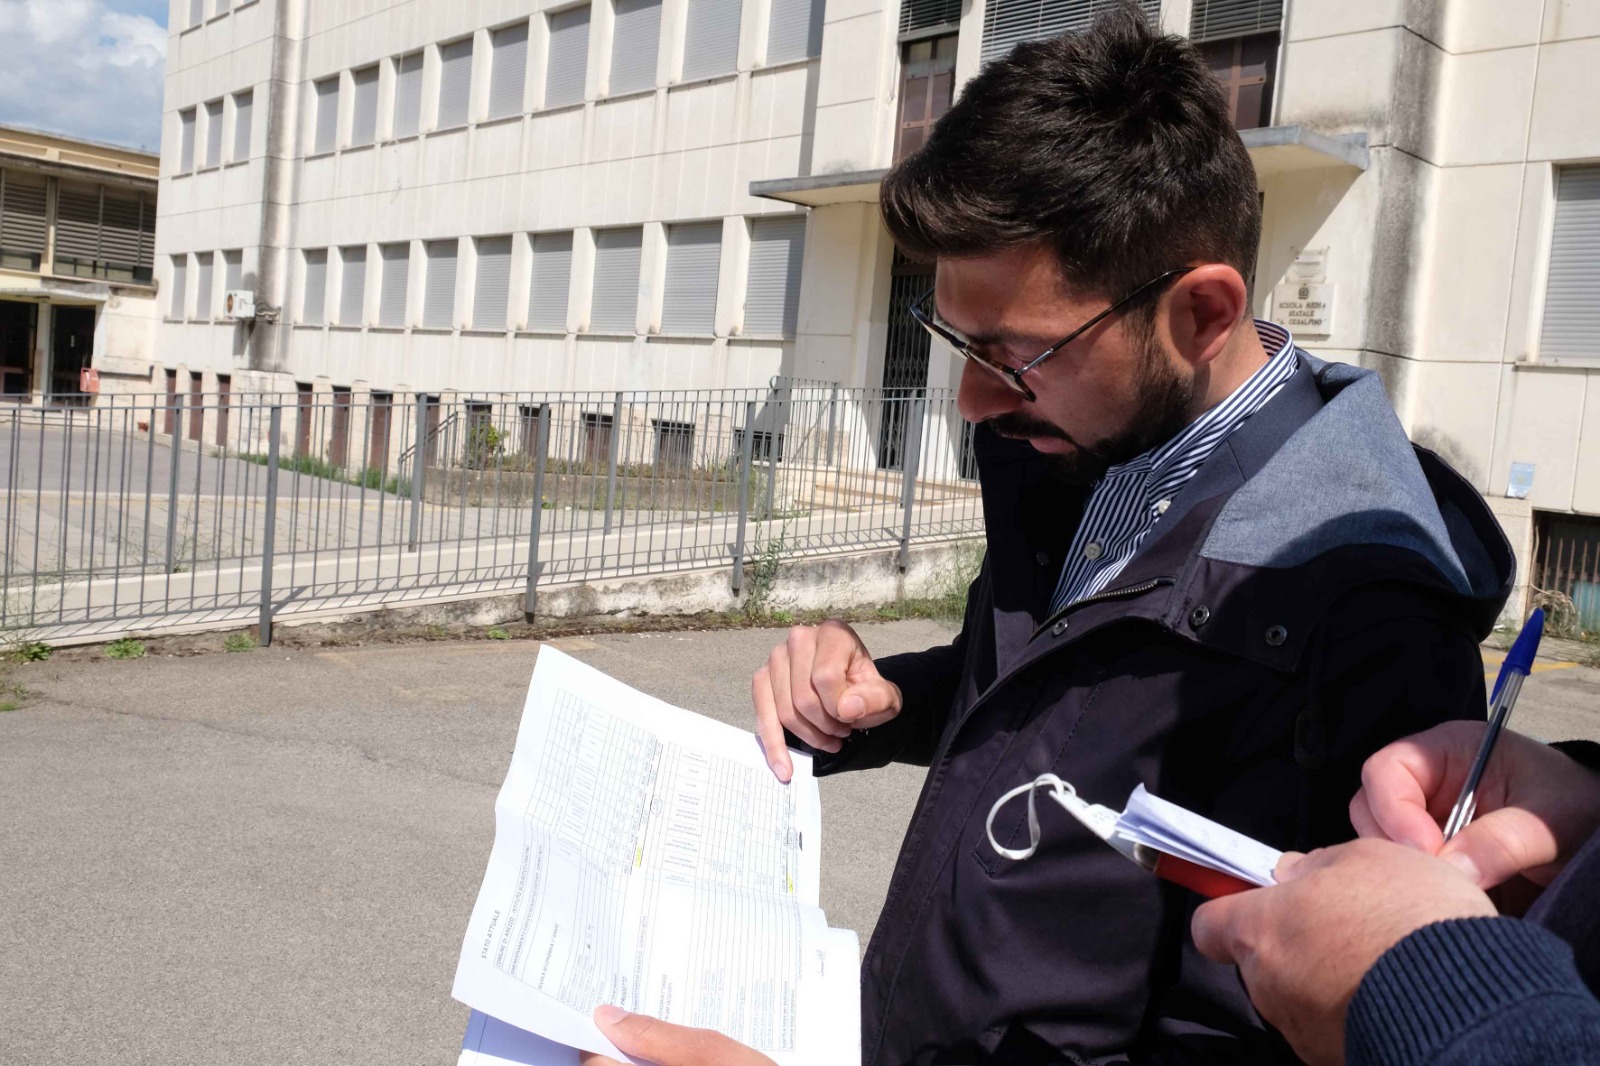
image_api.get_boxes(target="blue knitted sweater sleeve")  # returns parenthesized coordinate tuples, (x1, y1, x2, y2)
(1346, 917, 1600, 1066)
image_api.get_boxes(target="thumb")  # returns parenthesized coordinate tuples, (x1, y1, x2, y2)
(1190, 894, 1245, 964)
(836, 662, 901, 727)
(1438, 807, 1563, 890)
(594, 1005, 727, 1065)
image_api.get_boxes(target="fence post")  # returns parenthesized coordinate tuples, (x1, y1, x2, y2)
(602, 391, 622, 534)
(730, 399, 757, 595)
(408, 393, 427, 552)
(259, 405, 283, 646)
(523, 405, 552, 622)
(164, 391, 184, 574)
(825, 383, 838, 466)
(897, 394, 926, 574)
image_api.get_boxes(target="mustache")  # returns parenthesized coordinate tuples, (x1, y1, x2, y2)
(983, 412, 1115, 461)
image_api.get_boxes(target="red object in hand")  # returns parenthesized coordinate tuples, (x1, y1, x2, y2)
(1154, 852, 1257, 898)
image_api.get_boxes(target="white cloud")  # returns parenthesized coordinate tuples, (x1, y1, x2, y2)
(0, 0, 166, 152)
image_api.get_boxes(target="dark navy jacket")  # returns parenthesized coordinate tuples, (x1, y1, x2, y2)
(807, 354, 1515, 1064)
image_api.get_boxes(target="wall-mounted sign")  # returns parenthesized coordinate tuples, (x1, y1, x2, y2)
(1287, 247, 1328, 283)
(1507, 462, 1535, 499)
(1271, 282, 1334, 336)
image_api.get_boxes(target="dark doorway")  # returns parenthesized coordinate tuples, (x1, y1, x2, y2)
(49, 305, 95, 404)
(295, 382, 314, 458)
(0, 301, 36, 396)
(878, 250, 934, 470)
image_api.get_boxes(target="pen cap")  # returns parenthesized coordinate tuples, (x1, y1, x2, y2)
(1503, 608, 1546, 678)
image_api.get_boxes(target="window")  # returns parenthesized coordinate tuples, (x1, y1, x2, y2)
(351, 65, 380, 146)
(745, 216, 805, 337)
(204, 99, 224, 167)
(394, 52, 424, 137)
(232, 90, 254, 161)
(610, 0, 662, 95)
(1196, 33, 1278, 130)
(340, 246, 367, 326)
(983, 0, 1159, 63)
(899, 0, 961, 34)
(223, 249, 243, 293)
(0, 171, 48, 271)
(52, 184, 157, 284)
(1540, 165, 1600, 359)
(518, 404, 547, 456)
(683, 0, 741, 81)
(169, 256, 189, 318)
(767, 0, 824, 63)
(582, 412, 614, 465)
(438, 38, 474, 129)
(489, 22, 530, 120)
(653, 420, 695, 472)
(1191, 0, 1284, 41)
(1533, 512, 1600, 630)
(368, 392, 394, 472)
(302, 249, 328, 324)
(895, 35, 956, 161)
(330, 386, 352, 468)
(217, 0, 231, 14)
(473, 236, 513, 329)
(661, 222, 721, 334)
(195, 252, 215, 320)
(379, 243, 410, 327)
(189, 0, 203, 28)
(546, 6, 592, 108)
(313, 76, 339, 154)
(424, 240, 459, 329)
(528, 232, 574, 331)
(179, 108, 197, 172)
(591, 227, 642, 332)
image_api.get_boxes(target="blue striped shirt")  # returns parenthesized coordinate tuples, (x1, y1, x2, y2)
(1049, 320, 1298, 614)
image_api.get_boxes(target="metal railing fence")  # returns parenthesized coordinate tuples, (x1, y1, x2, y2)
(0, 383, 984, 643)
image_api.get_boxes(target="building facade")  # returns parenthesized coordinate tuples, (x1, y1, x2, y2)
(0, 126, 159, 401)
(155, 0, 1600, 624)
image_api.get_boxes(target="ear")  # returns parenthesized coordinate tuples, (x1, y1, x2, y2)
(1166, 264, 1249, 371)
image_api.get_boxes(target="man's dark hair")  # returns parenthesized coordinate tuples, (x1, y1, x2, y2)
(880, 4, 1260, 304)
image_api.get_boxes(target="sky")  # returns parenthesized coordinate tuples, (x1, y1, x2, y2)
(0, 0, 168, 153)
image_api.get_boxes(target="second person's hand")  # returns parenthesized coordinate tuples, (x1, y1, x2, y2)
(751, 620, 902, 782)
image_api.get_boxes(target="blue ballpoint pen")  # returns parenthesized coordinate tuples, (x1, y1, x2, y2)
(1442, 608, 1546, 842)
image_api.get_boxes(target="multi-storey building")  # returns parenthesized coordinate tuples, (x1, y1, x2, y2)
(155, 0, 1600, 624)
(0, 125, 159, 401)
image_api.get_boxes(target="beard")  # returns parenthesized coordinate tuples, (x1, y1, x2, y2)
(984, 332, 1196, 486)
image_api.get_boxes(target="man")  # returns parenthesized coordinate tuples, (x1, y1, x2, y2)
(584, 7, 1511, 1064)
(746, 7, 1512, 1064)
(1192, 720, 1600, 1065)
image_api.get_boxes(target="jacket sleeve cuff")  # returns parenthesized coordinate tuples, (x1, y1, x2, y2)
(1346, 917, 1593, 1066)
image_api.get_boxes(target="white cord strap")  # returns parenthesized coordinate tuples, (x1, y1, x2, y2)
(985, 772, 1073, 861)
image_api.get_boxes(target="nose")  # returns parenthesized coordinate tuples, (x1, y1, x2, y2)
(957, 359, 1024, 425)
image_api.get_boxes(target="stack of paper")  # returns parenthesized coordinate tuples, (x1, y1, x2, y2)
(453, 648, 860, 1066)
(1111, 785, 1282, 888)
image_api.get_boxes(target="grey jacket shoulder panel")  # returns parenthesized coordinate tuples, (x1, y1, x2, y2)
(1199, 355, 1477, 597)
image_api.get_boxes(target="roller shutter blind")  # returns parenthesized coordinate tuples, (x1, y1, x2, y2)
(314, 77, 339, 153)
(1190, 0, 1284, 41)
(1540, 166, 1600, 359)
(394, 52, 424, 137)
(189, 0, 202, 28)
(204, 99, 224, 167)
(661, 222, 721, 334)
(340, 246, 367, 326)
(233, 90, 254, 161)
(745, 216, 805, 337)
(180, 109, 197, 171)
(591, 227, 642, 332)
(217, 0, 230, 13)
(0, 172, 47, 267)
(195, 252, 215, 319)
(528, 232, 573, 331)
(438, 38, 474, 129)
(102, 190, 155, 282)
(901, 0, 962, 34)
(351, 66, 379, 146)
(767, 0, 824, 63)
(982, 0, 1159, 63)
(546, 6, 592, 108)
(683, 0, 742, 81)
(424, 240, 459, 329)
(170, 256, 189, 318)
(490, 22, 530, 119)
(302, 249, 328, 324)
(224, 249, 243, 292)
(53, 184, 102, 267)
(379, 243, 410, 327)
(474, 236, 513, 329)
(610, 0, 662, 95)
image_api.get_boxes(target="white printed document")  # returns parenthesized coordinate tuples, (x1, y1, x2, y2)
(1113, 785, 1282, 888)
(452, 648, 860, 1066)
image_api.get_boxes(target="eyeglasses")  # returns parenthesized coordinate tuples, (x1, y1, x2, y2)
(908, 267, 1195, 402)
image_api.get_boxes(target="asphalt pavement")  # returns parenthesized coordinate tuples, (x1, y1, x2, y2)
(2, 621, 1596, 1066)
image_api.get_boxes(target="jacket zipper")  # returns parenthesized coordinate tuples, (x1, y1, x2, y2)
(1029, 576, 1174, 641)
